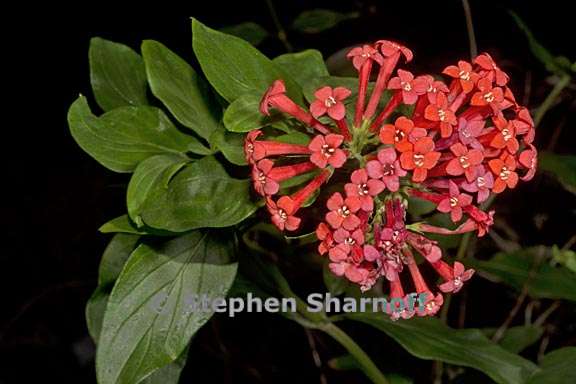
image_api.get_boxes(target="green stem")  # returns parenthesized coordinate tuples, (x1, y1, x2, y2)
(534, 74, 571, 127)
(319, 322, 389, 384)
(461, 0, 477, 59)
(264, 0, 293, 52)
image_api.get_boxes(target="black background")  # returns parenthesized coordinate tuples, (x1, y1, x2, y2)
(2, 1, 575, 383)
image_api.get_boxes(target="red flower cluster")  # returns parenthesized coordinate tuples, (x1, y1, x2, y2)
(244, 40, 537, 318)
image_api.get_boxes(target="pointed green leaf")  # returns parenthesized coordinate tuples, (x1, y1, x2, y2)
(68, 97, 205, 173)
(141, 40, 221, 140)
(346, 313, 538, 384)
(192, 18, 301, 103)
(89, 37, 148, 111)
(527, 347, 576, 383)
(99, 215, 149, 235)
(96, 231, 238, 384)
(467, 247, 576, 302)
(223, 93, 278, 132)
(127, 154, 189, 227)
(273, 50, 329, 87)
(539, 151, 576, 195)
(139, 156, 257, 231)
(210, 129, 248, 165)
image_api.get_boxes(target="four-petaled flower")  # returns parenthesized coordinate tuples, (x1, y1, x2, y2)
(366, 147, 407, 192)
(308, 134, 347, 168)
(400, 137, 441, 182)
(326, 192, 362, 230)
(437, 261, 475, 293)
(437, 181, 473, 222)
(346, 44, 384, 70)
(310, 86, 352, 120)
(471, 77, 504, 113)
(490, 116, 519, 154)
(474, 53, 509, 86)
(424, 92, 457, 137)
(489, 153, 519, 193)
(379, 116, 427, 152)
(446, 143, 484, 181)
(461, 165, 495, 203)
(344, 169, 384, 211)
(388, 69, 428, 104)
(442, 60, 479, 93)
(266, 197, 301, 231)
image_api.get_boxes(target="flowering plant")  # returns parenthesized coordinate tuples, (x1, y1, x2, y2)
(68, 15, 575, 384)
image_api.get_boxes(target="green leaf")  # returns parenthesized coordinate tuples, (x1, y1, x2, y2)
(68, 97, 205, 173)
(509, 12, 572, 75)
(272, 50, 329, 87)
(141, 40, 221, 140)
(346, 314, 538, 384)
(552, 245, 576, 273)
(210, 129, 248, 165)
(527, 347, 576, 384)
(483, 326, 544, 353)
(539, 152, 576, 195)
(292, 9, 358, 34)
(127, 155, 189, 227)
(192, 18, 302, 103)
(140, 349, 188, 384)
(99, 234, 141, 287)
(220, 22, 269, 46)
(86, 234, 140, 342)
(467, 247, 576, 302)
(223, 93, 277, 133)
(89, 37, 148, 111)
(139, 156, 258, 231)
(96, 231, 238, 384)
(99, 215, 150, 235)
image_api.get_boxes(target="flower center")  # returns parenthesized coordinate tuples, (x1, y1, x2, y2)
(413, 153, 425, 167)
(247, 143, 254, 153)
(459, 70, 470, 81)
(321, 144, 335, 157)
(394, 129, 406, 142)
(358, 183, 369, 196)
(450, 197, 459, 207)
(344, 237, 355, 245)
(438, 109, 447, 122)
(258, 172, 267, 183)
(453, 277, 462, 287)
(502, 128, 512, 141)
(382, 163, 395, 176)
(278, 209, 287, 221)
(484, 92, 495, 103)
(477, 176, 486, 187)
(459, 155, 470, 168)
(339, 205, 351, 217)
(427, 84, 437, 93)
(402, 82, 412, 91)
(500, 166, 510, 180)
(324, 96, 337, 108)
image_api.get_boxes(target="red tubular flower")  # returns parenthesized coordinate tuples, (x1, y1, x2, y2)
(308, 134, 347, 168)
(266, 197, 301, 231)
(445, 143, 484, 181)
(244, 130, 311, 164)
(518, 144, 537, 181)
(403, 248, 443, 316)
(436, 181, 473, 222)
(420, 75, 450, 104)
(442, 60, 479, 93)
(251, 159, 317, 196)
(489, 116, 519, 154)
(316, 222, 333, 255)
(347, 44, 384, 126)
(387, 69, 428, 105)
(489, 153, 519, 193)
(326, 192, 362, 230)
(310, 86, 352, 141)
(424, 92, 457, 137)
(344, 169, 384, 212)
(474, 52, 509, 86)
(400, 137, 441, 182)
(366, 147, 407, 192)
(260, 80, 330, 134)
(461, 165, 495, 203)
(364, 40, 412, 120)
(432, 260, 475, 293)
(470, 77, 504, 113)
(379, 116, 427, 152)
